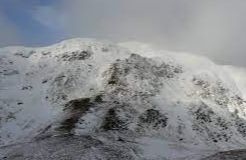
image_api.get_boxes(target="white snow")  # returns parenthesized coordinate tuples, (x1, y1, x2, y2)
(1, 38, 246, 159)
(223, 65, 246, 99)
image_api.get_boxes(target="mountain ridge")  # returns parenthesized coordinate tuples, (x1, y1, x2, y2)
(1, 38, 246, 160)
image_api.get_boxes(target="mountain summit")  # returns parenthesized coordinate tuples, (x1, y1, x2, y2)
(1, 38, 246, 160)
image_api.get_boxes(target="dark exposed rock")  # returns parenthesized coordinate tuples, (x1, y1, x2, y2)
(21, 86, 33, 90)
(101, 108, 127, 131)
(106, 53, 182, 94)
(191, 103, 214, 123)
(193, 77, 210, 88)
(107, 63, 125, 85)
(94, 94, 103, 103)
(41, 51, 51, 56)
(235, 115, 246, 137)
(152, 62, 183, 78)
(42, 79, 48, 84)
(14, 50, 35, 58)
(56, 98, 92, 134)
(64, 98, 91, 111)
(2, 69, 19, 76)
(190, 102, 235, 143)
(192, 77, 233, 107)
(138, 109, 168, 129)
(232, 95, 246, 106)
(17, 102, 23, 105)
(59, 50, 92, 61)
(215, 117, 230, 130)
(208, 131, 231, 143)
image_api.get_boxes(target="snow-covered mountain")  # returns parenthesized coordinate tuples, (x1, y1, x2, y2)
(1, 38, 246, 160)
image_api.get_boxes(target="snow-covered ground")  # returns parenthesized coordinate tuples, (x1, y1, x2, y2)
(1, 38, 246, 160)
(223, 66, 246, 99)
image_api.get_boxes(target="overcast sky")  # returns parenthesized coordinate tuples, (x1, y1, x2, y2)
(0, 0, 246, 67)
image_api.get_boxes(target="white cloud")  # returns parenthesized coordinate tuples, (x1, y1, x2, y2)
(30, 0, 246, 66)
(32, 5, 66, 31)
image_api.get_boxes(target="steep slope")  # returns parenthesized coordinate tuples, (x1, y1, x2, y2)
(1, 38, 246, 160)
(223, 66, 246, 99)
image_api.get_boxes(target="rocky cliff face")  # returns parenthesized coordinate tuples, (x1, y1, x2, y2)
(1, 39, 246, 160)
